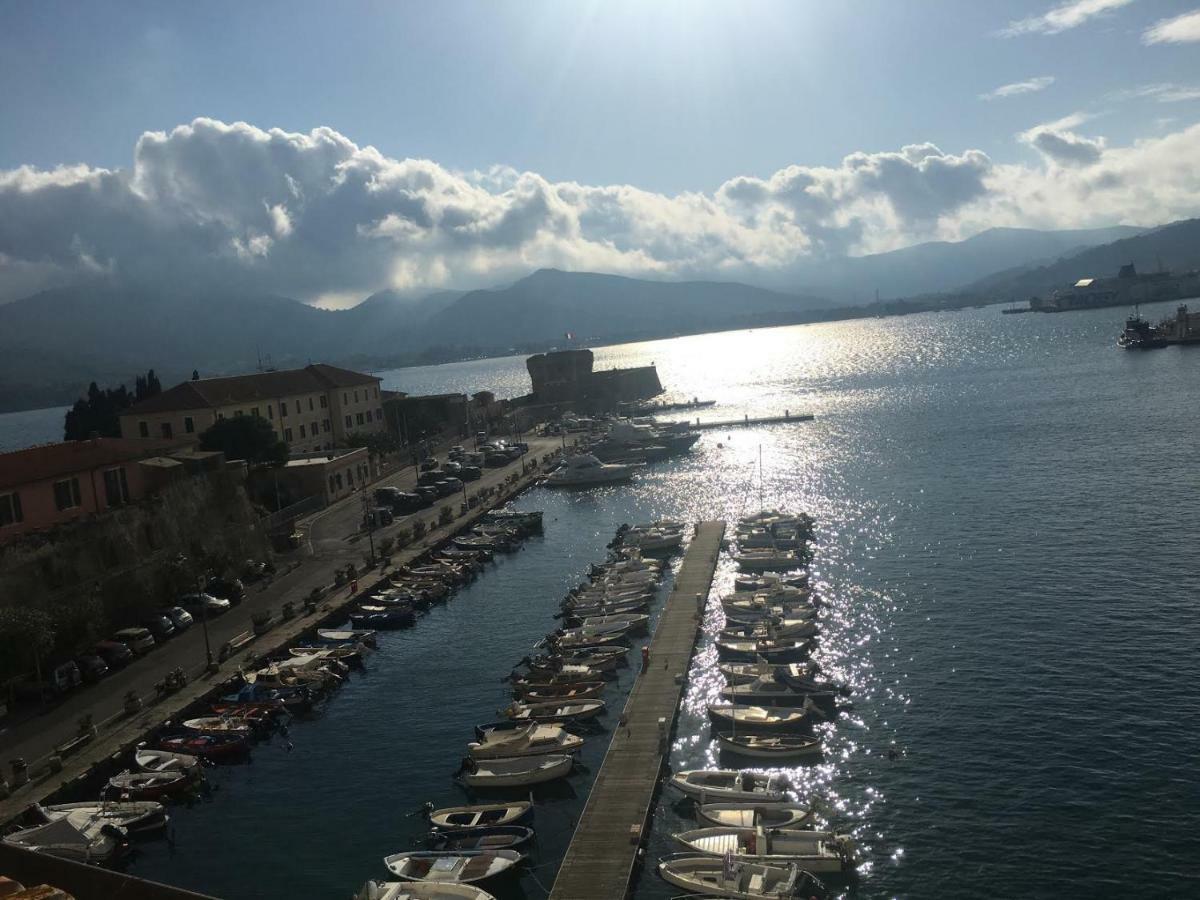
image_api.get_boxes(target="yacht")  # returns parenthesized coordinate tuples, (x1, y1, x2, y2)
(545, 454, 636, 487)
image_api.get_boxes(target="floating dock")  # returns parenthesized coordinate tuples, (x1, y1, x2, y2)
(549, 520, 726, 900)
(689, 412, 814, 429)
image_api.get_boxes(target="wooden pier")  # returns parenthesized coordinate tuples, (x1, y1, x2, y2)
(549, 520, 726, 900)
(689, 412, 813, 429)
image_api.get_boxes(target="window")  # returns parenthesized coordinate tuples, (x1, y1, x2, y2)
(0, 492, 22, 527)
(53, 478, 81, 511)
(312, 421, 319, 436)
(308, 397, 314, 411)
(354, 390, 360, 403)
(345, 415, 352, 428)
(251, 407, 259, 418)
(343, 393, 348, 405)
(365, 410, 373, 423)
(138, 421, 149, 438)
(320, 395, 328, 408)
(268, 405, 274, 420)
(377, 407, 383, 420)
(284, 428, 294, 442)
(329, 475, 336, 493)
(103, 467, 129, 507)
(374, 387, 379, 398)
(356, 413, 364, 425)
(184, 416, 195, 434)
(299, 424, 306, 438)
(217, 412, 224, 420)
(280, 401, 288, 417)
(161, 422, 173, 439)
(335, 473, 343, 489)
(322, 419, 330, 433)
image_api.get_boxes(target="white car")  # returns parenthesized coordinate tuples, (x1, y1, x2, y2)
(164, 606, 194, 630)
(180, 593, 231, 616)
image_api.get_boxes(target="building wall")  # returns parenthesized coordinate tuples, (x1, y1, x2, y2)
(119, 407, 216, 443)
(0, 458, 150, 543)
(329, 380, 386, 443)
(276, 448, 372, 505)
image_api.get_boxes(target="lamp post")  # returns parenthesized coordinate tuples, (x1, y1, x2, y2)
(361, 492, 376, 563)
(196, 573, 213, 669)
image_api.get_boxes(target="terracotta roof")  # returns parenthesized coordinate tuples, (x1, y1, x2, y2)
(125, 364, 380, 415)
(0, 438, 179, 491)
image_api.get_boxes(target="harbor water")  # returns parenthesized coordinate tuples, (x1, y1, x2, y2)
(14, 301, 1200, 898)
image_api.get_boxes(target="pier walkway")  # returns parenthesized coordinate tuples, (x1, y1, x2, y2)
(690, 412, 813, 429)
(549, 520, 725, 900)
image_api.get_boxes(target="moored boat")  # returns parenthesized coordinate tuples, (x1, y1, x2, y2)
(468, 723, 584, 759)
(426, 801, 533, 832)
(26, 799, 168, 836)
(697, 802, 813, 830)
(457, 753, 573, 788)
(3, 817, 127, 864)
(669, 770, 788, 803)
(104, 770, 191, 800)
(657, 855, 804, 899)
(427, 826, 534, 853)
(674, 825, 857, 874)
(706, 703, 819, 732)
(383, 849, 523, 885)
(716, 734, 823, 761)
(355, 881, 497, 900)
(134, 746, 203, 778)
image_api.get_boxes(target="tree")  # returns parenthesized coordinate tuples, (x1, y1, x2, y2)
(344, 431, 399, 456)
(199, 416, 288, 467)
(63, 369, 162, 441)
(0, 607, 55, 681)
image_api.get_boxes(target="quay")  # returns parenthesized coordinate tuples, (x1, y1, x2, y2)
(549, 520, 726, 900)
(690, 411, 814, 429)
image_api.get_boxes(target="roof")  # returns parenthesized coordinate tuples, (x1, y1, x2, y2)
(125, 364, 381, 415)
(0, 438, 179, 491)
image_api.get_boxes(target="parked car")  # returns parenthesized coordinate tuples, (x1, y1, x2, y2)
(207, 576, 246, 603)
(375, 486, 403, 504)
(417, 470, 444, 487)
(449, 445, 464, 458)
(12, 662, 79, 702)
(95, 640, 133, 668)
(364, 506, 394, 528)
(459, 465, 482, 482)
(414, 486, 439, 505)
(143, 614, 175, 642)
(113, 627, 156, 655)
(443, 461, 462, 474)
(435, 478, 463, 497)
(511, 441, 529, 454)
(76, 654, 109, 683)
(163, 606, 194, 631)
(475, 431, 488, 444)
(241, 559, 275, 583)
(465, 452, 485, 467)
(180, 593, 232, 616)
(419, 458, 439, 472)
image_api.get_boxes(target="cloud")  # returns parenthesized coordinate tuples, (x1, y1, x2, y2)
(1109, 82, 1200, 103)
(1000, 0, 1135, 36)
(1, 116, 1200, 303)
(1143, 9, 1200, 43)
(980, 75, 1056, 100)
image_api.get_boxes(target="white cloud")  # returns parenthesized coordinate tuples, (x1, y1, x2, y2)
(1109, 82, 1200, 103)
(980, 75, 1056, 100)
(1, 116, 1200, 303)
(1143, 9, 1200, 43)
(1001, 0, 1135, 36)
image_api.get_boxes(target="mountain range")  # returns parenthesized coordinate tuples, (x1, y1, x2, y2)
(2, 219, 1197, 414)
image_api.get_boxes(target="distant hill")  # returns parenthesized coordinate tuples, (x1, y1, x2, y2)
(788, 225, 1145, 303)
(961, 218, 1200, 301)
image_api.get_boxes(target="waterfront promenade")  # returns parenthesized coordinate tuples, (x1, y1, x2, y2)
(549, 520, 725, 900)
(0, 436, 563, 822)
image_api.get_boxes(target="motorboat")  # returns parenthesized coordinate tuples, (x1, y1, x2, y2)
(621, 526, 685, 553)
(105, 770, 191, 800)
(179, 716, 255, 738)
(26, 799, 168, 836)
(383, 849, 523, 884)
(355, 881, 497, 900)
(706, 704, 818, 732)
(719, 619, 818, 642)
(545, 454, 636, 487)
(674, 826, 858, 873)
(657, 855, 803, 899)
(735, 550, 802, 572)
(426, 802, 532, 832)
(154, 729, 250, 761)
(457, 754, 573, 788)
(317, 628, 378, 648)
(735, 573, 808, 593)
(563, 598, 649, 620)
(716, 734, 823, 761)
(135, 746, 203, 777)
(351, 605, 416, 629)
(504, 699, 605, 724)
(428, 826, 535, 853)
(697, 803, 813, 830)
(547, 630, 630, 652)
(468, 724, 584, 759)
(3, 817, 127, 864)
(668, 770, 788, 803)
(578, 613, 650, 635)
(716, 638, 814, 663)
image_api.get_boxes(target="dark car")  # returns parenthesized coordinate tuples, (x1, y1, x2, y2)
(414, 486, 439, 504)
(95, 640, 134, 668)
(417, 470, 443, 487)
(435, 478, 463, 497)
(76, 654, 109, 683)
(208, 576, 246, 603)
(364, 506, 394, 528)
(392, 491, 426, 513)
(459, 465, 482, 482)
(419, 458, 439, 472)
(443, 461, 462, 474)
(143, 614, 176, 642)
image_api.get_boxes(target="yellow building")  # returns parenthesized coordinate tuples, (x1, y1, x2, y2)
(119, 364, 384, 454)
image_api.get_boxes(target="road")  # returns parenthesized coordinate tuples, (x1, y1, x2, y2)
(0, 435, 566, 774)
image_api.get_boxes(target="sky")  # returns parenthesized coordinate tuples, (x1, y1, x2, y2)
(1, 0, 1199, 306)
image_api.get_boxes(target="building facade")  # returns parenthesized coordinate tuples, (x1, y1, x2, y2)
(119, 364, 385, 455)
(0, 438, 188, 543)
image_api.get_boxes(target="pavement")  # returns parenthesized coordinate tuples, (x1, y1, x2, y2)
(0, 434, 567, 783)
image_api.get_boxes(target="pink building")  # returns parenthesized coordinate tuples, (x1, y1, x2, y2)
(0, 438, 182, 543)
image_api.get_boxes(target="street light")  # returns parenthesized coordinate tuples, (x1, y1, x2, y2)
(196, 572, 213, 669)
(361, 492, 376, 563)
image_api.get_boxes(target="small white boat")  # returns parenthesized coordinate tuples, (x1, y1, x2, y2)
(180, 716, 254, 736)
(716, 734, 822, 761)
(135, 746, 203, 776)
(468, 724, 584, 759)
(706, 704, 816, 732)
(545, 454, 636, 487)
(622, 527, 685, 552)
(458, 754, 573, 788)
(355, 882, 496, 900)
(383, 849, 522, 884)
(658, 855, 802, 899)
(735, 550, 802, 572)
(579, 613, 650, 634)
(318, 627, 378, 647)
(697, 802, 812, 830)
(674, 825, 858, 873)
(31, 800, 169, 834)
(720, 619, 818, 641)
(427, 802, 532, 831)
(669, 770, 788, 803)
(3, 817, 126, 863)
(505, 699, 605, 723)
(105, 770, 190, 800)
